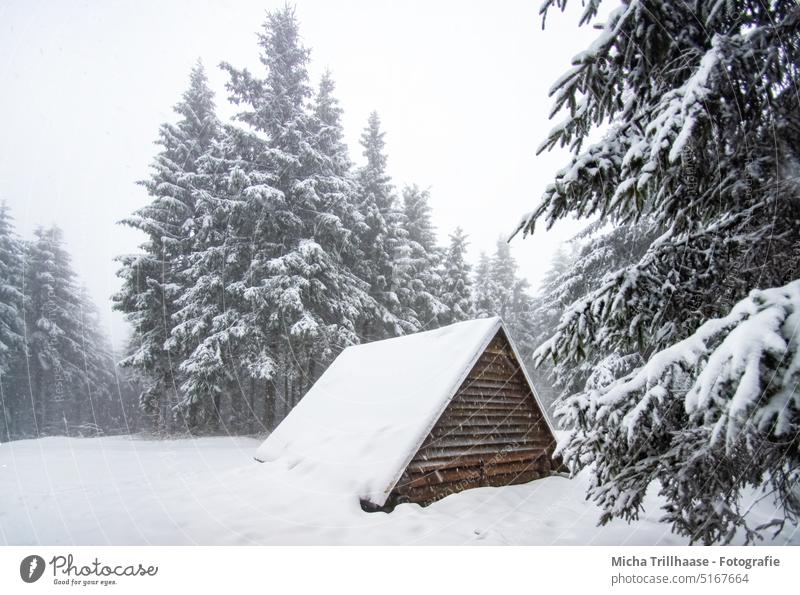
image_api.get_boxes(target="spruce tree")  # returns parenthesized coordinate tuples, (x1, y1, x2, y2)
(23, 227, 111, 435)
(166, 128, 252, 431)
(398, 185, 447, 329)
(114, 60, 220, 430)
(74, 286, 118, 435)
(489, 239, 518, 321)
(440, 227, 473, 324)
(483, 239, 538, 361)
(311, 71, 353, 178)
(517, 0, 800, 543)
(220, 6, 319, 420)
(472, 251, 496, 317)
(527, 244, 578, 409)
(220, 7, 384, 423)
(402, 184, 437, 252)
(531, 222, 656, 400)
(0, 203, 24, 441)
(354, 112, 406, 339)
(0, 203, 23, 372)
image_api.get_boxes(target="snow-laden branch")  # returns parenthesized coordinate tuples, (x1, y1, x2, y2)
(589, 280, 800, 449)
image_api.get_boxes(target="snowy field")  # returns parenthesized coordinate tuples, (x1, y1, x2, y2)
(1, 435, 797, 546)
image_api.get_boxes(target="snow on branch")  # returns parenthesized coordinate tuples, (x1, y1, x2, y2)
(591, 280, 800, 449)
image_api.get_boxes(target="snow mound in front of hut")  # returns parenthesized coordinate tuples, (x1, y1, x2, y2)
(255, 317, 503, 506)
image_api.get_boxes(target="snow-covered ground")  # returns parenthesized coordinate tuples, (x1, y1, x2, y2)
(1, 435, 797, 546)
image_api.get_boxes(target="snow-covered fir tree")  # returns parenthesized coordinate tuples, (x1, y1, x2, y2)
(470, 239, 538, 365)
(23, 227, 116, 436)
(488, 239, 519, 321)
(397, 184, 447, 329)
(221, 6, 311, 418)
(74, 286, 122, 434)
(0, 203, 24, 441)
(528, 222, 656, 408)
(114, 60, 221, 431)
(488, 239, 537, 361)
(472, 251, 496, 317)
(311, 71, 353, 179)
(440, 227, 473, 324)
(526, 244, 578, 409)
(307, 72, 389, 349)
(219, 7, 384, 425)
(353, 111, 407, 339)
(166, 120, 281, 432)
(0, 203, 23, 373)
(24, 226, 80, 434)
(516, 0, 800, 543)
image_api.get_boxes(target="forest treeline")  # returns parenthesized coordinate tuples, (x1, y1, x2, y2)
(0, 7, 542, 440)
(111, 6, 542, 434)
(0, 210, 141, 441)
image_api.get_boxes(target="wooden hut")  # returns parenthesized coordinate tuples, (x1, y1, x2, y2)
(255, 317, 558, 511)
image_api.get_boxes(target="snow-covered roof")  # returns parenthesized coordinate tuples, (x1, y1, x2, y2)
(255, 316, 553, 506)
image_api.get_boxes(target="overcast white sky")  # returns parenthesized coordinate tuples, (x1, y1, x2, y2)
(0, 0, 604, 347)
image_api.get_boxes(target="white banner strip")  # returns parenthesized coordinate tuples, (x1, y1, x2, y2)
(0, 546, 796, 594)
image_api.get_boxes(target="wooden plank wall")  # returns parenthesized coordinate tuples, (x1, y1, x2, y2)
(388, 329, 557, 507)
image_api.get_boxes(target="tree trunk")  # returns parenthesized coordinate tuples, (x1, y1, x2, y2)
(35, 368, 44, 436)
(248, 377, 256, 433)
(213, 393, 221, 432)
(306, 357, 316, 394)
(73, 390, 82, 435)
(283, 370, 289, 420)
(264, 380, 273, 431)
(0, 375, 9, 443)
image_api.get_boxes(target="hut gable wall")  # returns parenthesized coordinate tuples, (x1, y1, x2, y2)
(387, 329, 557, 507)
